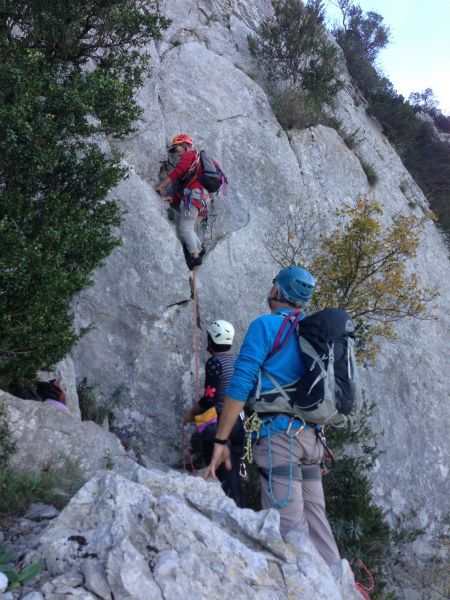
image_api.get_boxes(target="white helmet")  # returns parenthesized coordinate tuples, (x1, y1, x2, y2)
(207, 320, 235, 345)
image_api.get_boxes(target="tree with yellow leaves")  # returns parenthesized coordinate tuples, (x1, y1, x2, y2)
(266, 196, 438, 362)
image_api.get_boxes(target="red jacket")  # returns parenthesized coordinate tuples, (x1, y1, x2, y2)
(168, 150, 206, 205)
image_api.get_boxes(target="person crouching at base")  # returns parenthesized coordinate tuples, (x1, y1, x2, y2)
(184, 320, 245, 508)
(204, 266, 341, 567)
(156, 134, 208, 270)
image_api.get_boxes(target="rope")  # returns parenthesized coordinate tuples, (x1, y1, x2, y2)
(192, 268, 200, 404)
(350, 558, 375, 600)
(181, 267, 201, 476)
(242, 412, 262, 464)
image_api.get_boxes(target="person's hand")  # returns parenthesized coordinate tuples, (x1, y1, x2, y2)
(155, 184, 164, 196)
(164, 196, 173, 203)
(183, 410, 194, 424)
(204, 443, 231, 480)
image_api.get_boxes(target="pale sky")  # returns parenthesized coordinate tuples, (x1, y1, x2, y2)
(325, 0, 450, 114)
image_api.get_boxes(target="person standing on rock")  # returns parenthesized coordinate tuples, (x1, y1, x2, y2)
(155, 134, 208, 270)
(204, 266, 341, 567)
(184, 319, 245, 507)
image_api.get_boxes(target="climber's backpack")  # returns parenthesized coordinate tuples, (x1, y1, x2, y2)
(253, 308, 360, 425)
(181, 150, 227, 193)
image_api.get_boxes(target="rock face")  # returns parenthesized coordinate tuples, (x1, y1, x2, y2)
(39, 465, 360, 600)
(64, 0, 450, 588)
(0, 393, 129, 479)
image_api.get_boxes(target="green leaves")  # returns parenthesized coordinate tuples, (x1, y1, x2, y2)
(250, 0, 342, 111)
(0, 2, 170, 387)
(0, 545, 44, 591)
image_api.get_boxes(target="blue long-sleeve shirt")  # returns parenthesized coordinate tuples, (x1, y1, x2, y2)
(227, 309, 306, 402)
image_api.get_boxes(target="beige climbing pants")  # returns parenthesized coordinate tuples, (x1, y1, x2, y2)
(252, 428, 340, 566)
(175, 189, 208, 255)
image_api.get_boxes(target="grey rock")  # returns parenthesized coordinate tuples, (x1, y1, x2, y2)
(45, 590, 97, 600)
(25, 504, 60, 521)
(0, 572, 8, 594)
(48, 572, 84, 589)
(40, 467, 359, 599)
(39, 582, 54, 596)
(81, 560, 112, 600)
(0, 394, 129, 479)
(21, 550, 42, 568)
(20, 593, 45, 600)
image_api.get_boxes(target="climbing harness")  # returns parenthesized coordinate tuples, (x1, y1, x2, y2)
(315, 425, 335, 473)
(350, 558, 375, 600)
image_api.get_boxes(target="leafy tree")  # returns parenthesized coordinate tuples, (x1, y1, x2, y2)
(367, 90, 419, 157)
(333, 0, 389, 96)
(265, 196, 438, 363)
(249, 0, 343, 125)
(404, 123, 450, 240)
(409, 88, 439, 117)
(0, 1, 170, 388)
(311, 197, 437, 362)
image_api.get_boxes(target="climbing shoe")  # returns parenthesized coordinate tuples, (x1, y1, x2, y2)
(187, 256, 203, 269)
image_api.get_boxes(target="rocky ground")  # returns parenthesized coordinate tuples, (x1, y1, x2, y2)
(0, 463, 362, 600)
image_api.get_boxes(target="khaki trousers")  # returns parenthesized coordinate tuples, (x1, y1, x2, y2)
(252, 428, 340, 566)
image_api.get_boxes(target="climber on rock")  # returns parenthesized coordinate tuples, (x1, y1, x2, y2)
(184, 319, 245, 507)
(204, 266, 341, 567)
(155, 134, 209, 270)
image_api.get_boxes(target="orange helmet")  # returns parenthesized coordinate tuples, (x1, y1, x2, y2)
(169, 134, 193, 151)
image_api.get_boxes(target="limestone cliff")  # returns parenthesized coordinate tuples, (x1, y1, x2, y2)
(67, 0, 450, 592)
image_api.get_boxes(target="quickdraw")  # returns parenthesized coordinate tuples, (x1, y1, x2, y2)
(315, 425, 335, 473)
(242, 412, 262, 464)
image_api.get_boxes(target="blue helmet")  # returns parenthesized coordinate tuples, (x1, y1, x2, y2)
(273, 266, 315, 306)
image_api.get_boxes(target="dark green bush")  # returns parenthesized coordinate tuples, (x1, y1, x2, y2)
(360, 160, 378, 186)
(77, 378, 125, 426)
(323, 400, 391, 598)
(333, 1, 450, 244)
(0, 1, 170, 389)
(249, 0, 342, 129)
(269, 86, 329, 130)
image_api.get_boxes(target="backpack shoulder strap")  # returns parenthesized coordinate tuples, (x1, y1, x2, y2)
(267, 311, 303, 360)
(180, 151, 201, 187)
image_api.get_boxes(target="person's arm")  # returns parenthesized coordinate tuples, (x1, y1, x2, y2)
(198, 357, 221, 410)
(204, 317, 273, 480)
(183, 399, 204, 424)
(155, 175, 173, 197)
(204, 395, 244, 479)
(156, 150, 196, 195)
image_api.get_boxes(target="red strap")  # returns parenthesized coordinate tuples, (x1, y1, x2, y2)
(268, 311, 303, 360)
(350, 559, 375, 599)
(183, 150, 201, 188)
